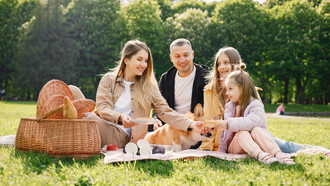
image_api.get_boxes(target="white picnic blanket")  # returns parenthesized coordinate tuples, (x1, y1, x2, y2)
(102, 145, 330, 164)
(102, 149, 247, 164)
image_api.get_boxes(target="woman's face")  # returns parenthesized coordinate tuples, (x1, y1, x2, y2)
(124, 49, 148, 80)
(217, 53, 232, 79)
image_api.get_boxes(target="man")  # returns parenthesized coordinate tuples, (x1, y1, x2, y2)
(156, 39, 209, 148)
(159, 38, 209, 115)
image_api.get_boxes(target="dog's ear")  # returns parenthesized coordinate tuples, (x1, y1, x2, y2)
(194, 103, 204, 118)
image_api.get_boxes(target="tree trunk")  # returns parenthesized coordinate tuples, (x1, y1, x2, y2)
(284, 78, 289, 104)
(26, 91, 31, 101)
(92, 76, 101, 100)
(295, 77, 303, 104)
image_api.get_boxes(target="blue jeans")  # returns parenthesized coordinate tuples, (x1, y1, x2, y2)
(271, 136, 303, 153)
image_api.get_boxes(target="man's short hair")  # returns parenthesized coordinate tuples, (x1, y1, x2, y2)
(170, 38, 192, 52)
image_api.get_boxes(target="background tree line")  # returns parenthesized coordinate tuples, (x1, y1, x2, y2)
(0, 0, 329, 104)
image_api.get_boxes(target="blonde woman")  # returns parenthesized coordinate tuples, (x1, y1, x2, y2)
(86, 40, 206, 148)
(199, 47, 242, 151)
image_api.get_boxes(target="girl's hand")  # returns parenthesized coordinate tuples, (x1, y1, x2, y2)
(189, 121, 211, 134)
(120, 114, 138, 128)
(153, 120, 163, 130)
(215, 120, 228, 130)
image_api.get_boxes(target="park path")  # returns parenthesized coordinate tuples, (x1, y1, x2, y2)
(265, 113, 330, 121)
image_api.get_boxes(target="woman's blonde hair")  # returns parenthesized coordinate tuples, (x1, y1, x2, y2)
(226, 63, 260, 115)
(113, 40, 157, 112)
(207, 47, 242, 110)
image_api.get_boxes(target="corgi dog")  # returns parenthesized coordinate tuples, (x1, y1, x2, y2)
(144, 104, 213, 152)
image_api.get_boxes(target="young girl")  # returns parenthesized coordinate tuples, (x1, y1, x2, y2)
(83, 40, 206, 148)
(215, 64, 295, 165)
(200, 47, 303, 153)
(199, 47, 241, 151)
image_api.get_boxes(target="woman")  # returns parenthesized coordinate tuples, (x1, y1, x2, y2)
(87, 40, 205, 148)
(199, 47, 303, 153)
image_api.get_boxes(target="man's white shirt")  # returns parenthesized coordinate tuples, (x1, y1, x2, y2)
(174, 65, 196, 114)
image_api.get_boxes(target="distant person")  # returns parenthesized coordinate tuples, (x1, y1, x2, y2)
(0, 89, 5, 101)
(276, 104, 285, 115)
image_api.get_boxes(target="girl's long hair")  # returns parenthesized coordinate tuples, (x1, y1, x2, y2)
(112, 40, 157, 113)
(207, 47, 242, 110)
(226, 64, 260, 115)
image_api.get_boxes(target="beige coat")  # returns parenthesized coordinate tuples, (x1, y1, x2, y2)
(199, 83, 222, 151)
(94, 72, 194, 145)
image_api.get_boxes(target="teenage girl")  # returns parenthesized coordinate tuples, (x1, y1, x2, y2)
(214, 64, 295, 165)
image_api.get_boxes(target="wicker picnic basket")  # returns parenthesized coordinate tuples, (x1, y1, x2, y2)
(15, 118, 101, 158)
(15, 79, 100, 159)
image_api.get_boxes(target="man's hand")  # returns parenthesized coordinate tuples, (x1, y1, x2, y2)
(153, 120, 163, 130)
(215, 120, 228, 130)
(189, 121, 211, 134)
(120, 114, 138, 128)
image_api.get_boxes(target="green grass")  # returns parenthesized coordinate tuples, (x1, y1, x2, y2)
(264, 103, 330, 113)
(0, 101, 330, 185)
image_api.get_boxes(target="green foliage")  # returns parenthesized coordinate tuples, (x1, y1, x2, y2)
(166, 8, 213, 65)
(212, 0, 273, 100)
(0, 0, 328, 104)
(120, 0, 167, 78)
(13, 0, 78, 100)
(0, 102, 329, 184)
(0, 0, 38, 90)
(268, 0, 324, 103)
(65, 0, 122, 99)
(172, 0, 206, 14)
(157, 0, 173, 21)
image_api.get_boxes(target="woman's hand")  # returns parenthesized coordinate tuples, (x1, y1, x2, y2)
(153, 119, 163, 130)
(120, 114, 138, 128)
(189, 121, 211, 134)
(215, 120, 228, 130)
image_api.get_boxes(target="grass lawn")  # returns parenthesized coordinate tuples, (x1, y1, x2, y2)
(264, 103, 330, 113)
(0, 101, 329, 185)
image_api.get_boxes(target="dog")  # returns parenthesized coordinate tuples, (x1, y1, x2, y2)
(145, 103, 214, 152)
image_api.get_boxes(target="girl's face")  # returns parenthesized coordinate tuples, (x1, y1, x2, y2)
(217, 53, 232, 79)
(124, 49, 148, 80)
(225, 78, 242, 104)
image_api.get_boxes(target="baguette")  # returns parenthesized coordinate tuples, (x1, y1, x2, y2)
(203, 120, 219, 129)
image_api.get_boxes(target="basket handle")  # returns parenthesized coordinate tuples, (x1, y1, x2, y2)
(37, 107, 63, 121)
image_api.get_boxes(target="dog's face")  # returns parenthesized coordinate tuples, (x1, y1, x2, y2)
(186, 103, 212, 138)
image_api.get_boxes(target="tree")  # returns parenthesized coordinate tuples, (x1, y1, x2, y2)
(13, 0, 78, 100)
(65, 0, 122, 99)
(120, 0, 166, 78)
(212, 0, 272, 101)
(156, 0, 173, 21)
(165, 8, 213, 65)
(268, 0, 323, 103)
(0, 0, 38, 91)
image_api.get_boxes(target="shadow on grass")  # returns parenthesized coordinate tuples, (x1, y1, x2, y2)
(111, 159, 175, 177)
(13, 149, 101, 174)
(201, 156, 305, 172)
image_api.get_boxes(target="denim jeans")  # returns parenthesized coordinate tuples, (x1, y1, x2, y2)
(271, 136, 303, 153)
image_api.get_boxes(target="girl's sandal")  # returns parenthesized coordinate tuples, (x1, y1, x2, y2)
(258, 152, 278, 165)
(276, 153, 296, 165)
